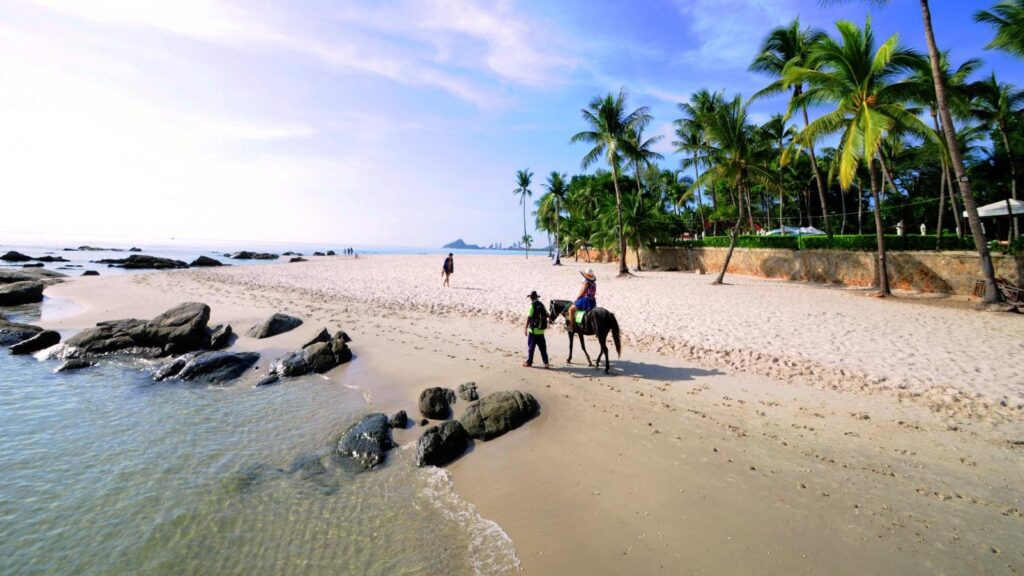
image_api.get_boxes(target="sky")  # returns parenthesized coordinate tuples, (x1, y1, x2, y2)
(1, 0, 1021, 249)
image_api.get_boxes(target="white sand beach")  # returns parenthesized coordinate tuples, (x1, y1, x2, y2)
(41, 254, 1024, 574)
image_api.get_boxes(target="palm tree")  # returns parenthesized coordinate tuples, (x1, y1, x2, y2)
(673, 124, 708, 231)
(975, 0, 1024, 58)
(750, 18, 833, 236)
(785, 19, 932, 296)
(513, 169, 533, 259)
(972, 73, 1024, 238)
(571, 88, 652, 275)
(543, 171, 569, 265)
(760, 113, 798, 232)
(823, 0, 1003, 303)
(690, 94, 777, 284)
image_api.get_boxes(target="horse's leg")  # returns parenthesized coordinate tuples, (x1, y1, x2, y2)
(600, 328, 611, 374)
(566, 330, 574, 364)
(578, 332, 593, 366)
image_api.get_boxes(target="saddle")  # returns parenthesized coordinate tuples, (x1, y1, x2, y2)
(574, 310, 587, 324)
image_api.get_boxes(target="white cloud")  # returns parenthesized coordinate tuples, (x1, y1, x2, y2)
(671, 0, 798, 70)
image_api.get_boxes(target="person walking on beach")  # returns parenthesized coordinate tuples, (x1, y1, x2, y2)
(524, 290, 549, 368)
(567, 268, 597, 332)
(442, 253, 454, 287)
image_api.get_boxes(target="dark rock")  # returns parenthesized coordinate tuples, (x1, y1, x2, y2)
(282, 251, 296, 256)
(56, 358, 94, 372)
(247, 313, 303, 339)
(270, 350, 309, 377)
(457, 382, 479, 402)
(256, 374, 281, 387)
(288, 453, 327, 478)
(419, 387, 457, 419)
(0, 318, 43, 345)
(334, 330, 352, 343)
(253, 253, 278, 260)
(77, 246, 107, 251)
(420, 418, 429, 426)
(329, 338, 353, 364)
(335, 413, 393, 470)
(303, 342, 336, 373)
(289, 257, 307, 263)
(313, 251, 325, 256)
(33, 256, 68, 263)
(222, 253, 231, 258)
(390, 410, 408, 429)
(459, 390, 539, 441)
(416, 420, 469, 467)
(22, 263, 44, 268)
(0, 269, 65, 284)
(326, 250, 336, 256)
(209, 324, 233, 350)
(302, 327, 331, 348)
(153, 353, 198, 381)
(1, 251, 33, 262)
(176, 351, 260, 383)
(65, 302, 210, 357)
(129, 247, 142, 252)
(82, 270, 100, 276)
(230, 251, 279, 260)
(93, 255, 188, 269)
(190, 255, 223, 267)
(0, 281, 45, 305)
(10, 330, 61, 354)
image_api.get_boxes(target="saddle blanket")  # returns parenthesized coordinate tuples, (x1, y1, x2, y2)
(575, 311, 586, 324)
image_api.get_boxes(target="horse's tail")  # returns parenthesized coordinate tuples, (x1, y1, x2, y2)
(609, 312, 621, 357)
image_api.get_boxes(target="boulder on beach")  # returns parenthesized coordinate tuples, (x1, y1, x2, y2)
(390, 410, 408, 429)
(129, 247, 142, 252)
(209, 324, 234, 350)
(230, 251, 279, 260)
(33, 255, 68, 263)
(256, 374, 280, 387)
(247, 313, 303, 339)
(0, 281, 45, 306)
(1, 251, 33, 262)
(335, 413, 393, 470)
(94, 255, 188, 269)
(416, 420, 470, 467)
(302, 327, 331, 348)
(0, 269, 66, 285)
(419, 387, 457, 419)
(459, 390, 539, 441)
(0, 318, 44, 346)
(175, 351, 260, 384)
(457, 382, 479, 402)
(326, 250, 336, 256)
(190, 255, 223, 267)
(82, 270, 99, 276)
(10, 330, 61, 355)
(65, 302, 211, 357)
(56, 358, 94, 372)
(313, 251, 325, 256)
(289, 257, 307, 263)
(153, 352, 198, 381)
(269, 332, 352, 377)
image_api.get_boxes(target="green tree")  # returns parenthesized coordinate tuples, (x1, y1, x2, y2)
(513, 169, 533, 259)
(760, 113, 799, 232)
(751, 17, 833, 235)
(975, 0, 1024, 58)
(972, 73, 1024, 238)
(785, 19, 932, 295)
(543, 171, 569, 265)
(570, 88, 652, 275)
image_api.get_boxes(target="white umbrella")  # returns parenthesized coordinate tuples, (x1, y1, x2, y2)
(963, 198, 1024, 218)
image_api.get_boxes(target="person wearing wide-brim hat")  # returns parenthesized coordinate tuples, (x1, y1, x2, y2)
(523, 290, 550, 368)
(567, 268, 597, 332)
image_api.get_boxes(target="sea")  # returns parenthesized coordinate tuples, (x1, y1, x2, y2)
(0, 241, 523, 575)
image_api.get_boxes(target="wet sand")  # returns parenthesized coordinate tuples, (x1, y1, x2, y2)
(41, 255, 1024, 574)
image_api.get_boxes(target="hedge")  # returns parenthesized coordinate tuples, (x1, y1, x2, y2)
(668, 234, 977, 252)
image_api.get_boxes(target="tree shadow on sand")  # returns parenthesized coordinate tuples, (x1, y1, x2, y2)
(557, 360, 723, 382)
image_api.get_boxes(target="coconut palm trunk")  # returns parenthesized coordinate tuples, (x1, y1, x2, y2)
(799, 95, 832, 236)
(869, 159, 891, 295)
(996, 119, 1019, 239)
(936, 157, 948, 244)
(715, 182, 747, 285)
(554, 198, 562, 265)
(918, 0, 1001, 302)
(611, 165, 629, 275)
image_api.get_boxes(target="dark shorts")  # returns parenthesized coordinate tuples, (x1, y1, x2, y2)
(574, 296, 595, 312)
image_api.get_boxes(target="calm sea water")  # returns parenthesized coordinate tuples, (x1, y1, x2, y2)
(0, 300, 518, 575)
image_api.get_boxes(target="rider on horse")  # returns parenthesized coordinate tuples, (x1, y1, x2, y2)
(567, 268, 596, 332)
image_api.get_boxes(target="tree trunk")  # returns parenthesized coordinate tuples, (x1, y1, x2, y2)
(936, 158, 948, 246)
(870, 159, 891, 295)
(857, 177, 863, 235)
(611, 165, 629, 276)
(522, 198, 528, 260)
(918, 0, 1001, 303)
(714, 182, 747, 285)
(694, 164, 706, 232)
(800, 96, 832, 236)
(554, 198, 562, 265)
(840, 181, 848, 234)
(998, 120, 1019, 239)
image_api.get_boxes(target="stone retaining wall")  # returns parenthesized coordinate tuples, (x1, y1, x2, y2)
(632, 246, 1024, 296)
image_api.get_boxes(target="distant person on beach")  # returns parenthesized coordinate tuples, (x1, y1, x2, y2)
(523, 290, 549, 368)
(442, 253, 454, 287)
(567, 269, 596, 331)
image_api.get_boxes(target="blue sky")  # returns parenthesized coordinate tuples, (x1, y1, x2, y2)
(1, 0, 1021, 248)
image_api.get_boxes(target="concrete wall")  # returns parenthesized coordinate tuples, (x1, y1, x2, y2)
(631, 246, 1024, 296)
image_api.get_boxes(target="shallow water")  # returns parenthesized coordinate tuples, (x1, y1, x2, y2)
(0, 304, 518, 576)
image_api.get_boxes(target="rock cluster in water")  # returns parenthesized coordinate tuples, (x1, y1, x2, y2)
(93, 255, 189, 269)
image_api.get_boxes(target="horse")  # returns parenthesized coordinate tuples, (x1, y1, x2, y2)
(548, 299, 621, 374)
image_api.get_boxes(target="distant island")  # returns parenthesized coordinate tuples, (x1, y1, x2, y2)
(442, 239, 484, 250)
(442, 238, 552, 251)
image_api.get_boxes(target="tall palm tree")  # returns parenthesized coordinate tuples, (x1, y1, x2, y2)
(673, 123, 708, 231)
(786, 19, 932, 296)
(544, 171, 569, 265)
(690, 95, 777, 284)
(513, 169, 533, 259)
(823, 0, 1003, 302)
(760, 113, 798, 232)
(627, 125, 665, 199)
(571, 88, 651, 275)
(972, 73, 1024, 238)
(975, 0, 1024, 58)
(751, 18, 833, 235)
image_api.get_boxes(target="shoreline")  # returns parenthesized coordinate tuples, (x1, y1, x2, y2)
(36, 255, 1024, 574)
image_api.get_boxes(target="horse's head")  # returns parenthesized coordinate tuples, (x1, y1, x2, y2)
(549, 299, 570, 322)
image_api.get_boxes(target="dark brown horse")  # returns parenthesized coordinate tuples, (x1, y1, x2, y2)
(548, 299, 621, 374)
